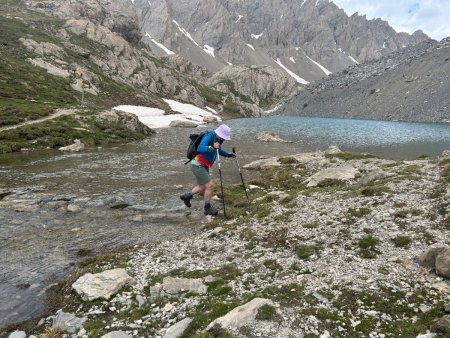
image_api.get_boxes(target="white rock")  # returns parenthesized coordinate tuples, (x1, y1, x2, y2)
(255, 132, 292, 143)
(67, 204, 81, 212)
(305, 165, 358, 187)
(72, 268, 133, 301)
(416, 333, 437, 338)
(163, 303, 174, 312)
(53, 310, 87, 333)
(59, 139, 85, 152)
(169, 120, 200, 128)
(162, 277, 207, 295)
(8, 331, 26, 338)
(243, 157, 281, 170)
(203, 116, 218, 123)
(205, 298, 275, 330)
(163, 318, 192, 338)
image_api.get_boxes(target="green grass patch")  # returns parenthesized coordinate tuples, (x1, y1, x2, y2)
(360, 185, 392, 196)
(0, 114, 148, 153)
(279, 156, 299, 164)
(358, 235, 380, 259)
(444, 215, 450, 230)
(392, 235, 412, 248)
(347, 207, 372, 218)
(317, 178, 345, 187)
(393, 209, 409, 218)
(255, 283, 305, 306)
(441, 164, 450, 183)
(295, 242, 323, 260)
(302, 282, 448, 337)
(256, 304, 277, 320)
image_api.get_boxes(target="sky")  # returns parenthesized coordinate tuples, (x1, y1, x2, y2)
(331, 0, 450, 40)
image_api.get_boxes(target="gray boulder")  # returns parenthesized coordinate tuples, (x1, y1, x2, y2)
(59, 139, 85, 152)
(72, 268, 133, 301)
(255, 132, 292, 143)
(163, 318, 193, 338)
(203, 116, 218, 123)
(53, 310, 87, 333)
(243, 157, 281, 170)
(305, 166, 359, 187)
(98, 110, 155, 135)
(8, 331, 26, 338)
(419, 247, 447, 269)
(436, 248, 450, 278)
(324, 145, 342, 154)
(169, 120, 201, 128)
(206, 298, 275, 330)
(432, 314, 450, 335)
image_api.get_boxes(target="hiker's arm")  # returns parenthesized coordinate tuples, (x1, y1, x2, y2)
(219, 148, 235, 157)
(197, 134, 214, 153)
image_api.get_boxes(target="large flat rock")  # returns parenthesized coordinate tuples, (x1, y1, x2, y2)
(72, 268, 133, 301)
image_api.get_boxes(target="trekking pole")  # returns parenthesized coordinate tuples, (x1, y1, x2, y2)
(232, 147, 249, 200)
(216, 148, 227, 218)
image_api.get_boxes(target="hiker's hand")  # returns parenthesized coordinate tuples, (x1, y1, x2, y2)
(213, 142, 220, 149)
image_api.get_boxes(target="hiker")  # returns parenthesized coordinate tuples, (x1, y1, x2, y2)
(180, 124, 235, 215)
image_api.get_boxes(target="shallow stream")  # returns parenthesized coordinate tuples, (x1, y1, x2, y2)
(0, 116, 449, 327)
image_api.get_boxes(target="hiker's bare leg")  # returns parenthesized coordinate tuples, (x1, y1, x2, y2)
(192, 184, 206, 195)
(203, 181, 214, 201)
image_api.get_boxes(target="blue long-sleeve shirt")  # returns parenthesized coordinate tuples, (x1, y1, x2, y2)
(195, 130, 233, 167)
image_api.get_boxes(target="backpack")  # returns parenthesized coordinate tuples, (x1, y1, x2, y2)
(185, 131, 213, 164)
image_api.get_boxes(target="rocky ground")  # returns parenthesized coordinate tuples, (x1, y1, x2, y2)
(280, 38, 450, 122)
(3, 149, 450, 338)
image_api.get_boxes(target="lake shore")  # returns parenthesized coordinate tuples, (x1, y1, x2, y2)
(3, 148, 449, 337)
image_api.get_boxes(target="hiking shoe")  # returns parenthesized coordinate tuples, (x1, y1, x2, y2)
(180, 193, 193, 208)
(204, 204, 219, 216)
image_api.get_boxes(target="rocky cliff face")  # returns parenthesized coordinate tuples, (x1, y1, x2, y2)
(132, 0, 429, 84)
(24, 0, 298, 115)
(279, 38, 450, 122)
(207, 65, 299, 108)
(28, 0, 142, 43)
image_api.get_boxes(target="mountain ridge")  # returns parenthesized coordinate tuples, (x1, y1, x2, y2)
(278, 37, 450, 122)
(131, 0, 430, 83)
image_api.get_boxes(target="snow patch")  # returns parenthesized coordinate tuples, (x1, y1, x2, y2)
(274, 58, 309, 85)
(264, 103, 283, 114)
(147, 1, 151, 6)
(235, 14, 243, 23)
(299, 0, 306, 9)
(348, 55, 359, 64)
(251, 33, 263, 39)
(289, 57, 296, 63)
(173, 20, 199, 47)
(113, 99, 220, 129)
(305, 55, 332, 76)
(227, 61, 233, 66)
(203, 45, 215, 57)
(145, 32, 174, 55)
(205, 106, 218, 114)
(246, 43, 255, 51)
(382, 41, 386, 49)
